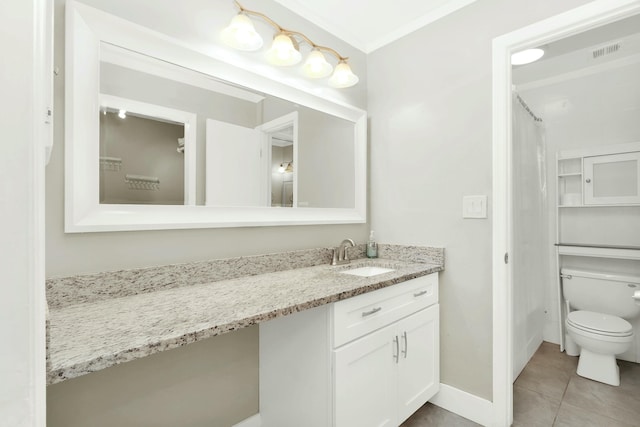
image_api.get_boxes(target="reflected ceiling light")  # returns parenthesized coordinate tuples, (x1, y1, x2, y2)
(303, 49, 333, 78)
(118, 109, 127, 119)
(329, 60, 359, 88)
(511, 48, 545, 65)
(221, 13, 263, 51)
(266, 33, 302, 66)
(221, 1, 358, 88)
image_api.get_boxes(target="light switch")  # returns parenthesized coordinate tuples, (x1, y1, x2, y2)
(463, 195, 488, 219)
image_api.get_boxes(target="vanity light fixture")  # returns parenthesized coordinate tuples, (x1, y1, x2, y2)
(278, 162, 293, 173)
(118, 109, 127, 119)
(220, 12, 263, 51)
(221, 1, 359, 88)
(266, 32, 302, 66)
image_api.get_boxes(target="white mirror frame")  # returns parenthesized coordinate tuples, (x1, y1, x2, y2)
(65, 1, 367, 232)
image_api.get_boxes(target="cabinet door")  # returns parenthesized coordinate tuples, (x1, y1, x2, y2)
(397, 305, 440, 424)
(333, 324, 397, 427)
(584, 152, 640, 205)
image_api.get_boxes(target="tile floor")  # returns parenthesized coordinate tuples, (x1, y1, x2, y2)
(401, 341, 640, 426)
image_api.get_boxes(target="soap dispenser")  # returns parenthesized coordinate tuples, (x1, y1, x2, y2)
(366, 230, 378, 258)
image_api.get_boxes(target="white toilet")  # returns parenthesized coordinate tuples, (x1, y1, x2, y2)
(562, 268, 640, 386)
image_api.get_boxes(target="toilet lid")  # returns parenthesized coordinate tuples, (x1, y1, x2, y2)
(567, 311, 633, 336)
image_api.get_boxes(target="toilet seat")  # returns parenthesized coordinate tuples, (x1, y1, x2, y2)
(567, 310, 633, 337)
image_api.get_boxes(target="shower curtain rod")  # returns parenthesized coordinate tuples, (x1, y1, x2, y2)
(515, 93, 543, 123)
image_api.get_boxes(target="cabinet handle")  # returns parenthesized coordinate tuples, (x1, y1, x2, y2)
(402, 331, 408, 359)
(586, 178, 591, 183)
(362, 307, 382, 317)
(393, 335, 399, 364)
(413, 290, 428, 297)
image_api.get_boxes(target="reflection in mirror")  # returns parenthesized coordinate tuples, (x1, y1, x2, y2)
(99, 42, 355, 209)
(99, 105, 186, 205)
(270, 126, 294, 207)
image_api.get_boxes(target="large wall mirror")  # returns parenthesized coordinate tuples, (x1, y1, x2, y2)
(65, 1, 366, 232)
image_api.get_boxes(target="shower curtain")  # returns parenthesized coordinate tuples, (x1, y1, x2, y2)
(512, 93, 549, 381)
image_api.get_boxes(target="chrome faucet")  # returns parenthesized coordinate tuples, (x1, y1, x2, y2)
(331, 238, 355, 265)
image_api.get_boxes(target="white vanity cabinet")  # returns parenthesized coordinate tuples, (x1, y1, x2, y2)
(259, 273, 439, 427)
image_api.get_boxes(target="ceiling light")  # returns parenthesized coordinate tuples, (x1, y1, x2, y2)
(221, 1, 358, 88)
(511, 48, 545, 65)
(221, 13, 263, 51)
(302, 49, 333, 78)
(328, 61, 359, 88)
(266, 33, 302, 66)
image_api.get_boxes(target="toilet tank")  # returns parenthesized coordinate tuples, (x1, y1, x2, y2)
(561, 268, 640, 319)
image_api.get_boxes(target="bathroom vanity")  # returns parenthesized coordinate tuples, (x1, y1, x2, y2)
(260, 273, 439, 427)
(46, 244, 443, 427)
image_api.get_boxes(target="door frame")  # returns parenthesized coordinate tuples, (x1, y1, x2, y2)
(256, 112, 299, 207)
(491, 0, 640, 425)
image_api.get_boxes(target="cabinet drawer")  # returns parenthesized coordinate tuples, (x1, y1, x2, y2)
(332, 274, 438, 348)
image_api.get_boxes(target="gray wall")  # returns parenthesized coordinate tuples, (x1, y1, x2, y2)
(47, 0, 367, 425)
(368, 0, 591, 400)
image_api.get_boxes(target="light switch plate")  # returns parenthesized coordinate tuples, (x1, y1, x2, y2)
(463, 195, 488, 219)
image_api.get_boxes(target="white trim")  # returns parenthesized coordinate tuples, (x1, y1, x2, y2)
(492, 1, 640, 426)
(232, 413, 261, 427)
(65, 1, 367, 232)
(33, 0, 50, 424)
(430, 384, 493, 427)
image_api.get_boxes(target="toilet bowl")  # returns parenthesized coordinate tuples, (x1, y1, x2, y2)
(565, 310, 633, 386)
(561, 268, 640, 386)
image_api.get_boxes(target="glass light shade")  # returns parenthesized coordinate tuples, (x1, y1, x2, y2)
(221, 13, 263, 51)
(285, 162, 293, 173)
(302, 49, 333, 78)
(328, 61, 359, 88)
(265, 34, 302, 66)
(511, 48, 544, 65)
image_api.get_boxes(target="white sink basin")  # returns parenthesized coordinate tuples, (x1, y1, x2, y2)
(339, 266, 395, 277)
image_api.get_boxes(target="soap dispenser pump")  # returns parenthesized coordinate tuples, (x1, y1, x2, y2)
(366, 230, 378, 258)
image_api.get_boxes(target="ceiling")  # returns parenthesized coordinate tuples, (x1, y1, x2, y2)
(513, 13, 640, 86)
(272, 0, 477, 53)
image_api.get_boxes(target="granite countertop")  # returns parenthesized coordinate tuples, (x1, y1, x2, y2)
(47, 245, 444, 385)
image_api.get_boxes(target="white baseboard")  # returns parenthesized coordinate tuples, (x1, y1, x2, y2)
(430, 383, 493, 426)
(232, 386, 492, 427)
(232, 413, 261, 427)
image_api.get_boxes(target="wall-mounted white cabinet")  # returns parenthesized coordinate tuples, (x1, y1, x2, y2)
(259, 274, 439, 427)
(584, 151, 640, 205)
(557, 143, 640, 207)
